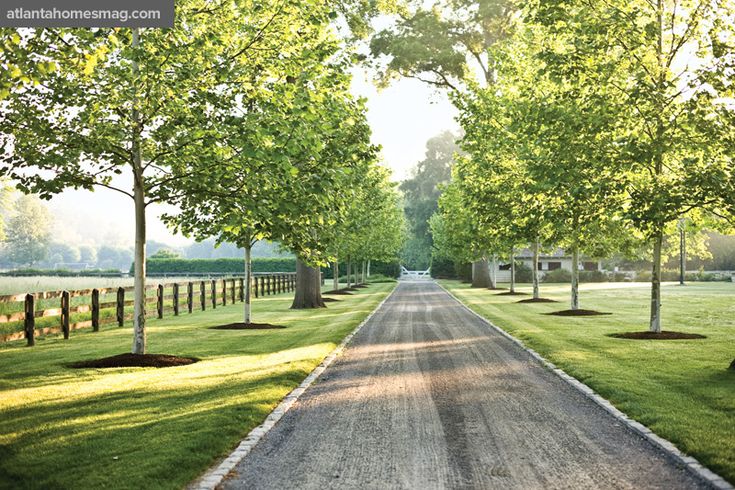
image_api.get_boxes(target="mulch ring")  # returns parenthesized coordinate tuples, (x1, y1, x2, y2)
(210, 323, 287, 330)
(608, 331, 706, 340)
(322, 297, 341, 302)
(546, 309, 611, 316)
(496, 291, 529, 296)
(323, 289, 354, 295)
(517, 298, 558, 304)
(487, 287, 507, 291)
(69, 353, 199, 369)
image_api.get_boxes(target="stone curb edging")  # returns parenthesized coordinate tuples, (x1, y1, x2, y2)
(189, 284, 399, 490)
(436, 282, 733, 490)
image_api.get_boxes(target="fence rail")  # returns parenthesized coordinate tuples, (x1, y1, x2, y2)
(0, 273, 298, 345)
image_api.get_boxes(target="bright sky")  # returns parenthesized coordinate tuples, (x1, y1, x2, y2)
(45, 68, 459, 248)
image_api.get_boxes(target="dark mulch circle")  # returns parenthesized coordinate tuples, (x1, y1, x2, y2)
(547, 309, 611, 316)
(487, 287, 507, 291)
(608, 331, 706, 340)
(517, 298, 558, 304)
(210, 322, 287, 330)
(324, 289, 354, 295)
(496, 291, 529, 296)
(352, 284, 369, 289)
(322, 297, 341, 302)
(69, 353, 199, 369)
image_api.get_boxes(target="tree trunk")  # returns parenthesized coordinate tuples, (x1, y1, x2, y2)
(532, 240, 540, 299)
(679, 221, 686, 285)
(571, 244, 580, 310)
(346, 257, 352, 289)
(131, 27, 146, 356)
(650, 229, 663, 333)
(244, 245, 252, 323)
(509, 247, 516, 293)
(361, 261, 366, 284)
(489, 255, 497, 289)
(333, 259, 339, 292)
(291, 259, 325, 309)
(367, 260, 371, 277)
(471, 257, 490, 288)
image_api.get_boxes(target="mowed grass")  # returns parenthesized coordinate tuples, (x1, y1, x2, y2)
(441, 280, 735, 484)
(0, 282, 394, 490)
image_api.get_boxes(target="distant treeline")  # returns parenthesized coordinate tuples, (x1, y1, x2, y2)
(136, 257, 400, 278)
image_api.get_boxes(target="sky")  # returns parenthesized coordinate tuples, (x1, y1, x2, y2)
(44, 68, 460, 249)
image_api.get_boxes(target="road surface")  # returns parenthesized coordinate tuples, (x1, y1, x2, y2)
(222, 281, 706, 489)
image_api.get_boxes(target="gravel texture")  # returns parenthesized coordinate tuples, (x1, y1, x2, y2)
(222, 281, 707, 490)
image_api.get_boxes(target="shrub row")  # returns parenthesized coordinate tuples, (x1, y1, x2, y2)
(136, 258, 401, 278)
(0, 268, 123, 277)
(139, 258, 297, 274)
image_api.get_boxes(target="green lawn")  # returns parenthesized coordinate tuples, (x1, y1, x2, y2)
(440, 280, 735, 484)
(0, 282, 394, 490)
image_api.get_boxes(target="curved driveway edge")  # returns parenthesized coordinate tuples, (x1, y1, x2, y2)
(437, 282, 732, 490)
(188, 284, 398, 490)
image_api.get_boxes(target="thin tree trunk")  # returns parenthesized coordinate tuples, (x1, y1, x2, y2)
(333, 259, 339, 292)
(679, 220, 686, 285)
(244, 244, 252, 323)
(346, 257, 352, 289)
(509, 247, 516, 293)
(367, 260, 371, 277)
(471, 257, 490, 288)
(571, 244, 580, 310)
(361, 261, 366, 284)
(131, 27, 146, 356)
(291, 259, 325, 309)
(532, 240, 540, 299)
(650, 228, 663, 333)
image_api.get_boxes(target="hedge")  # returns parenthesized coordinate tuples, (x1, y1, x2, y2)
(138, 258, 297, 274)
(0, 269, 123, 277)
(322, 261, 400, 279)
(137, 258, 401, 278)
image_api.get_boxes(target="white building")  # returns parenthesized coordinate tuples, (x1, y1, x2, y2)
(493, 248, 602, 282)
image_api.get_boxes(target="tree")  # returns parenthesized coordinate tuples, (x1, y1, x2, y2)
(79, 245, 97, 265)
(3, 195, 51, 267)
(535, 0, 728, 330)
(369, 0, 519, 277)
(400, 131, 457, 269)
(0, 1, 328, 353)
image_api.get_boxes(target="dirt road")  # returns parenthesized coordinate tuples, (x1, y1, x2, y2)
(222, 281, 706, 489)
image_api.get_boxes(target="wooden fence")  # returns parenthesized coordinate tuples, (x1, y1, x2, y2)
(0, 273, 297, 346)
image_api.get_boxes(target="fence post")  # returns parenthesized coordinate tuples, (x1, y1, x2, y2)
(231, 279, 236, 304)
(173, 283, 179, 316)
(116, 287, 124, 326)
(266, 275, 271, 295)
(92, 288, 100, 332)
(211, 280, 216, 309)
(24, 294, 35, 347)
(292, 273, 296, 291)
(187, 282, 193, 314)
(61, 290, 70, 339)
(157, 284, 164, 319)
(200, 281, 206, 311)
(222, 279, 227, 306)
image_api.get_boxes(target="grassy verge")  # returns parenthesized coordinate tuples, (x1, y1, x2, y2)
(0, 283, 394, 489)
(440, 280, 735, 484)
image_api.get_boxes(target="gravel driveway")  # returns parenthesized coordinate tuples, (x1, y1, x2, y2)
(222, 281, 707, 489)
